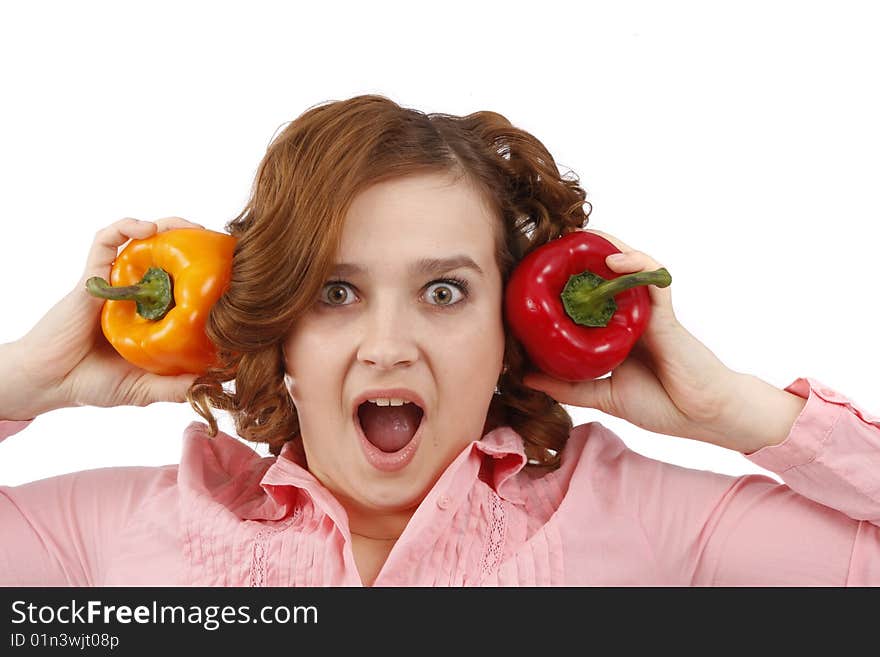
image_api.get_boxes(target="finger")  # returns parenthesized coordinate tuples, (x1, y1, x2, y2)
(580, 228, 635, 254)
(604, 248, 663, 272)
(523, 371, 614, 413)
(604, 249, 675, 319)
(137, 372, 199, 405)
(81, 218, 158, 282)
(80, 217, 205, 285)
(154, 216, 206, 233)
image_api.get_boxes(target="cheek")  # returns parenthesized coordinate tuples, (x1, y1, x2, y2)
(437, 320, 503, 387)
(445, 306, 504, 358)
(282, 326, 343, 405)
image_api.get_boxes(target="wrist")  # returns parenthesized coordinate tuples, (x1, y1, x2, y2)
(0, 340, 65, 421)
(720, 372, 808, 454)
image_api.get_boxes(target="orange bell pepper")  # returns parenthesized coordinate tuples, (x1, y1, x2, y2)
(85, 227, 237, 375)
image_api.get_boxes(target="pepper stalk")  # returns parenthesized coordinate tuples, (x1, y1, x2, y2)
(86, 267, 175, 321)
(561, 267, 672, 327)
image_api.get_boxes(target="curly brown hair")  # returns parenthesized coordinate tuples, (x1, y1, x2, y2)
(187, 94, 592, 468)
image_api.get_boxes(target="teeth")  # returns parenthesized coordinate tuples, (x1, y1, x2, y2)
(367, 398, 410, 407)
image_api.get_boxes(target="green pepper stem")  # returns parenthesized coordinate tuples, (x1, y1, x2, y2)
(85, 266, 174, 321)
(86, 279, 160, 302)
(561, 267, 672, 328)
(580, 268, 671, 306)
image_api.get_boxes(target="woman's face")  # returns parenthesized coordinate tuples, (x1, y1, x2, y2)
(282, 172, 505, 528)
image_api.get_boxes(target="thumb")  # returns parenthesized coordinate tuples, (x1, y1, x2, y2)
(139, 373, 200, 405)
(522, 372, 614, 413)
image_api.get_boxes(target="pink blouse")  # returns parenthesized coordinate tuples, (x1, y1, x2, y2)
(1, 376, 878, 586)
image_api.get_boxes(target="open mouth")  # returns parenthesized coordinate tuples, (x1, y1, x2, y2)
(356, 400, 425, 453)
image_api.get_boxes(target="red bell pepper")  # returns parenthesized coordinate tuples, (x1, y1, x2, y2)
(504, 230, 672, 382)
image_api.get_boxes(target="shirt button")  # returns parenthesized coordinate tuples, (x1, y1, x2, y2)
(437, 494, 451, 510)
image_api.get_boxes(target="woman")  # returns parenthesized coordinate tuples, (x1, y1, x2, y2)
(1, 95, 878, 586)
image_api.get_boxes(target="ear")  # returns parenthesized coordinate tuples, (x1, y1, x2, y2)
(283, 373, 297, 401)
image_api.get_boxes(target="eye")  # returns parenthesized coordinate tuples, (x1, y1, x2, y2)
(321, 282, 356, 306)
(425, 277, 469, 307)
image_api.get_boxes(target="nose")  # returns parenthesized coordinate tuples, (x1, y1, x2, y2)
(356, 300, 419, 371)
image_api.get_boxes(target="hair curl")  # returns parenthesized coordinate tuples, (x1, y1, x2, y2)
(187, 94, 592, 468)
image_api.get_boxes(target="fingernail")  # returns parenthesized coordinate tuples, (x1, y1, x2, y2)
(607, 253, 627, 263)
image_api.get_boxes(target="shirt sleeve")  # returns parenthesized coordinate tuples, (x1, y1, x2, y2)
(0, 418, 35, 442)
(0, 418, 175, 586)
(635, 376, 880, 586)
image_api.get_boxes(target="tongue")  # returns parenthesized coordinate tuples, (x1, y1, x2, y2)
(358, 403, 424, 452)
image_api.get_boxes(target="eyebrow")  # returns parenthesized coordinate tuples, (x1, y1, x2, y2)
(329, 255, 485, 278)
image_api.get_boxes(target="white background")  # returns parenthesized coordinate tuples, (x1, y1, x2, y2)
(1, 1, 878, 487)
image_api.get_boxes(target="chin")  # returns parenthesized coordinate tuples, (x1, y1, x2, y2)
(352, 469, 432, 511)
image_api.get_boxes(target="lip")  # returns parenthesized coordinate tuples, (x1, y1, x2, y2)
(351, 388, 428, 473)
(351, 388, 428, 416)
(354, 411, 425, 472)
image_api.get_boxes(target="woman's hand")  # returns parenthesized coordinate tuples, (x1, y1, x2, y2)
(2, 217, 205, 420)
(521, 228, 748, 450)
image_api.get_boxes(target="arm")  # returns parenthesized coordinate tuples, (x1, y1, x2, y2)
(0, 341, 65, 422)
(0, 447, 175, 587)
(634, 376, 880, 585)
(0, 343, 74, 585)
(738, 375, 880, 524)
(515, 232, 880, 583)
(0, 420, 177, 586)
(0, 218, 205, 584)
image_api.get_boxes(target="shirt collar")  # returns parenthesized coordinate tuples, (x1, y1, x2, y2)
(467, 425, 529, 505)
(265, 425, 530, 513)
(181, 421, 530, 523)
